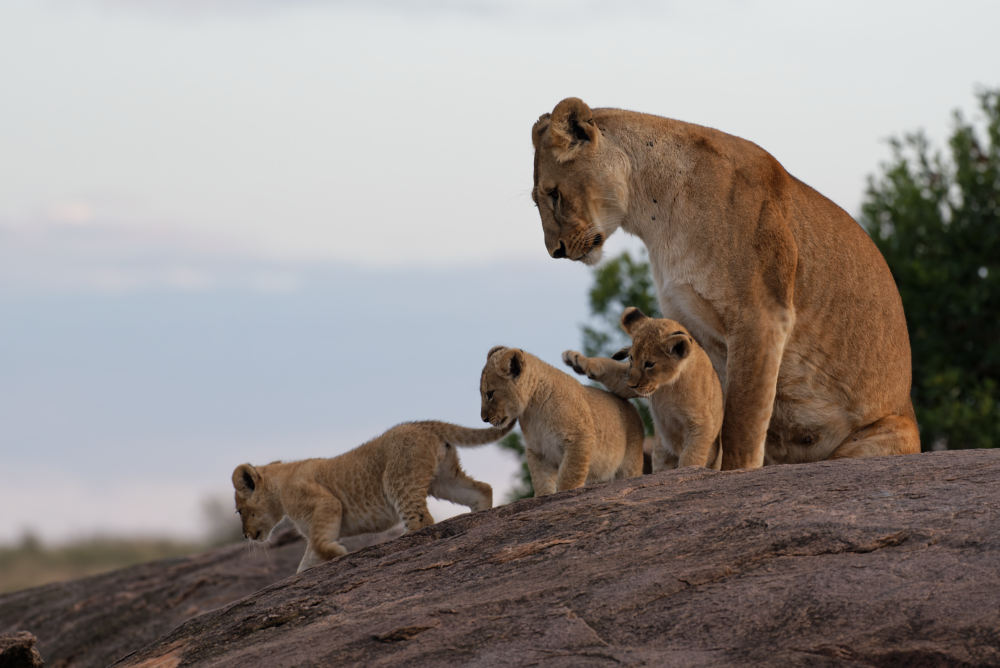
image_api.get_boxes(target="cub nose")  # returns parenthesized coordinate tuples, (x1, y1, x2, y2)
(551, 241, 567, 259)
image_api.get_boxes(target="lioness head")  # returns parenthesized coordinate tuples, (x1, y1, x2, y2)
(480, 345, 526, 429)
(232, 463, 283, 541)
(531, 97, 630, 265)
(618, 307, 694, 397)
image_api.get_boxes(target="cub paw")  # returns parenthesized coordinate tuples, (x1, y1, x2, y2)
(561, 350, 593, 378)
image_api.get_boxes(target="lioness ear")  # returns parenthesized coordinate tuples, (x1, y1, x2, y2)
(548, 97, 598, 163)
(621, 307, 648, 335)
(664, 334, 690, 360)
(531, 113, 551, 150)
(611, 346, 631, 361)
(232, 463, 260, 495)
(508, 349, 524, 379)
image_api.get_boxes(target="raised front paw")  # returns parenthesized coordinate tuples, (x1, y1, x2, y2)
(562, 350, 594, 378)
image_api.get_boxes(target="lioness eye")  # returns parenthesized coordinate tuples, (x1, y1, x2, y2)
(644, 361, 655, 369)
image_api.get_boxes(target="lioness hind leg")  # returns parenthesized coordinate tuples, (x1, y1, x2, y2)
(829, 414, 921, 459)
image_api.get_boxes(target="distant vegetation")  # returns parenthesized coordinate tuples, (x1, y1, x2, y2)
(0, 533, 204, 593)
(1, 496, 243, 594)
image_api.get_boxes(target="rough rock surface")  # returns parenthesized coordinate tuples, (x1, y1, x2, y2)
(0, 631, 44, 667)
(6, 450, 1000, 667)
(0, 530, 308, 667)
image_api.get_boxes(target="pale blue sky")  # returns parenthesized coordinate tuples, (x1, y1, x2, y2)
(1, 0, 997, 543)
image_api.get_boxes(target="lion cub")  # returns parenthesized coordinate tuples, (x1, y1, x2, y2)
(480, 346, 644, 496)
(563, 307, 723, 472)
(232, 420, 512, 572)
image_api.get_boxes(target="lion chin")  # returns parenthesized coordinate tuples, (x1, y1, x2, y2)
(580, 246, 604, 266)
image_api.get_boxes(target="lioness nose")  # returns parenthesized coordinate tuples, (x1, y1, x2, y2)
(551, 241, 567, 259)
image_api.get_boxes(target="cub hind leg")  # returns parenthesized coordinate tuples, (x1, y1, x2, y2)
(828, 413, 921, 459)
(384, 439, 438, 532)
(429, 444, 493, 513)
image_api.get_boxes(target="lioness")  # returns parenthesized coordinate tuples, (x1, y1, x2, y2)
(480, 345, 644, 495)
(232, 420, 512, 572)
(564, 307, 723, 472)
(531, 97, 919, 468)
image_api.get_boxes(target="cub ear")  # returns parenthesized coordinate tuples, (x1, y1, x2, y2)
(664, 334, 691, 360)
(487, 345, 507, 360)
(232, 463, 260, 495)
(547, 97, 598, 163)
(531, 113, 551, 150)
(611, 346, 631, 361)
(620, 306, 648, 335)
(507, 349, 525, 379)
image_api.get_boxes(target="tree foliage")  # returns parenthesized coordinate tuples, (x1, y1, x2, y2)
(581, 250, 660, 357)
(861, 88, 1000, 450)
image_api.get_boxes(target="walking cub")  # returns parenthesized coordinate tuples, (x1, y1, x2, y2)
(563, 307, 723, 472)
(232, 420, 512, 572)
(480, 346, 644, 496)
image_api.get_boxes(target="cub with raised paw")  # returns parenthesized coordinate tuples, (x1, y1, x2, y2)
(480, 345, 644, 496)
(564, 307, 723, 472)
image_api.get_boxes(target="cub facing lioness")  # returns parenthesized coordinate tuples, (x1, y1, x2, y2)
(564, 307, 723, 472)
(480, 345, 644, 495)
(232, 420, 512, 572)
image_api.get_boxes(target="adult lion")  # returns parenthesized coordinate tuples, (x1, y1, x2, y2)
(530, 97, 919, 469)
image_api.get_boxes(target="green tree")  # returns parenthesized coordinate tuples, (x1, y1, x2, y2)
(582, 250, 660, 357)
(861, 88, 1000, 450)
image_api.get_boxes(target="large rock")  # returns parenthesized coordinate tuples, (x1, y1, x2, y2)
(5, 450, 1000, 666)
(0, 530, 303, 667)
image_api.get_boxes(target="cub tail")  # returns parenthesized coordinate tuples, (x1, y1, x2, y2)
(413, 420, 516, 447)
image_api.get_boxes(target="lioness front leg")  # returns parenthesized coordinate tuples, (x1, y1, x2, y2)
(562, 350, 640, 399)
(828, 414, 921, 459)
(721, 316, 792, 470)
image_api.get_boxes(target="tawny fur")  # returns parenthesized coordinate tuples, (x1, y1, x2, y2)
(531, 97, 920, 469)
(232, 420, 512, 572)
(564, 307, 723, 472)
(480, 346, 644, 496)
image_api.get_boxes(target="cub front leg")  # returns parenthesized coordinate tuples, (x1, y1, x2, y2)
(298, 495, 348, 573)
(525, 448, 557, 497)
(556, 436, 592, 491)
(562, 350, 640, 399)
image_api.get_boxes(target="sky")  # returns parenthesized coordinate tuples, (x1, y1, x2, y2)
(1, 0, 998, 544)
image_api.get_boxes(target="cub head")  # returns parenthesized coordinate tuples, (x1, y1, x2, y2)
(619, 307, 695, 397)
(480, 345, 528, 429)
(531, 97, 630, 265)
(232, 463, 283, 542)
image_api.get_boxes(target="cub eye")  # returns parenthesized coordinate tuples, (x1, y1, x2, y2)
(546, 188, 560, 207)
(486, 390, 495, 401)
(643, 361, 655, 369)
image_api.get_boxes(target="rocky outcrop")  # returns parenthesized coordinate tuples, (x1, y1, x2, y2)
(5, 450, 1000, 666)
